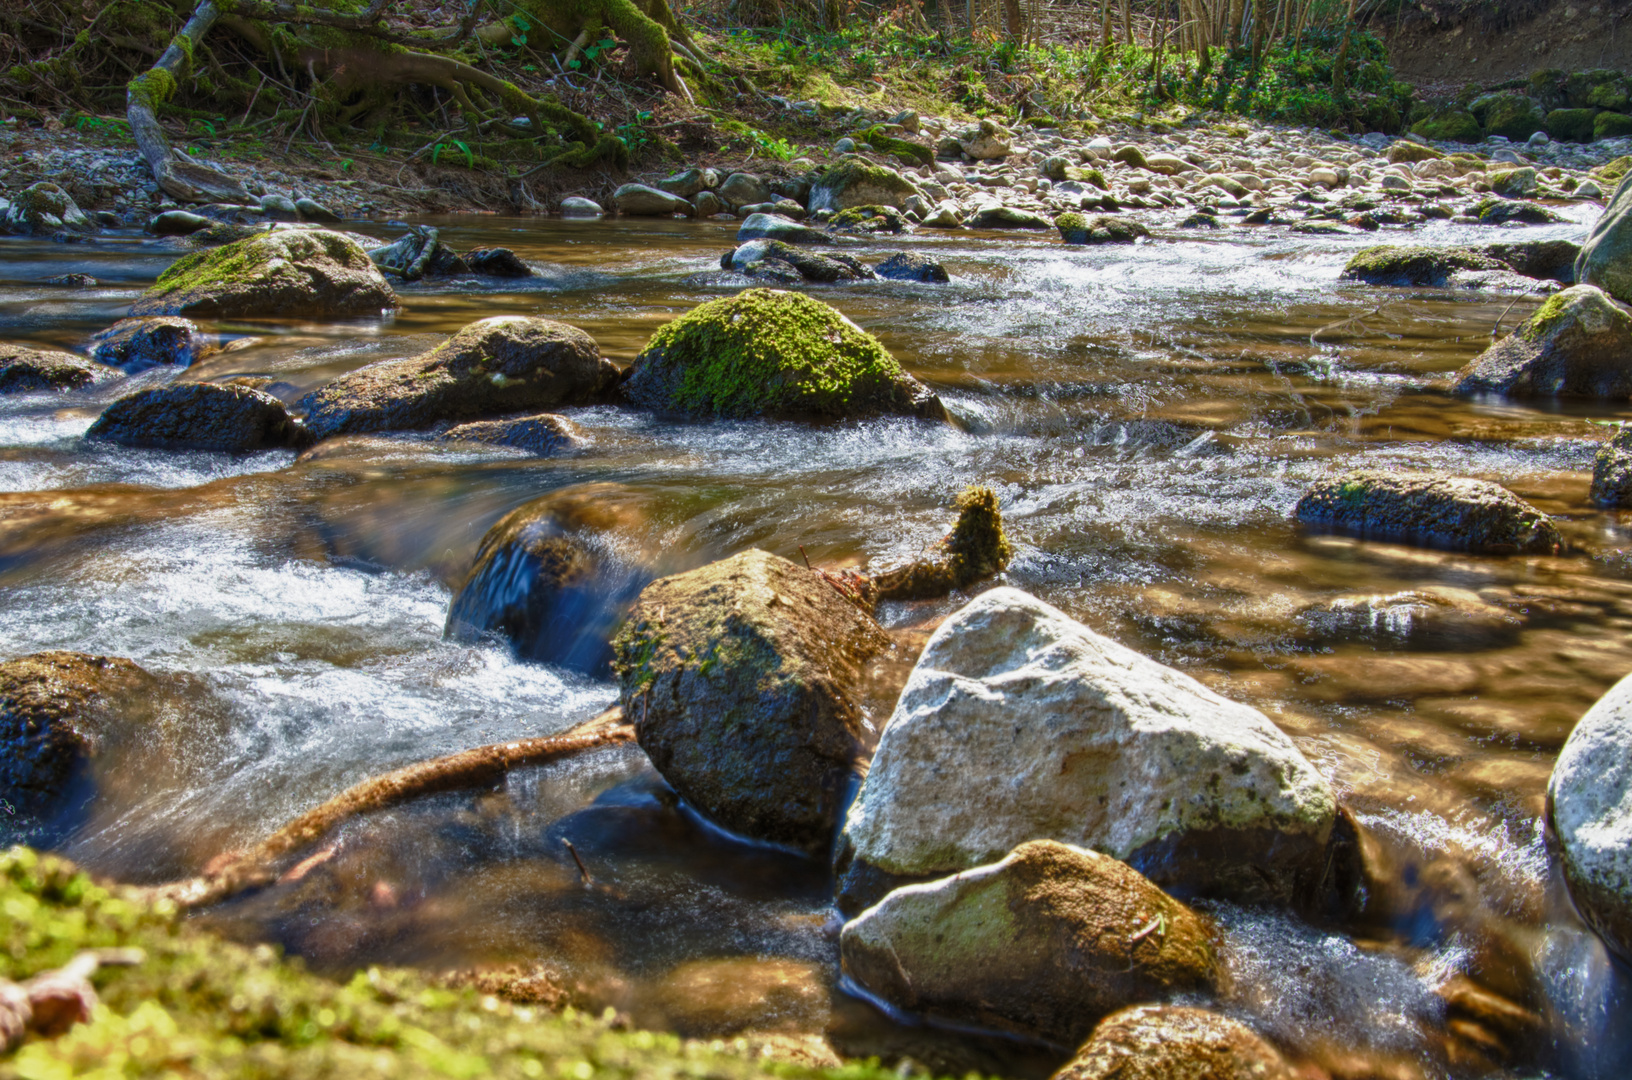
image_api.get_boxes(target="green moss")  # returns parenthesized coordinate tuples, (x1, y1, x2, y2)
(1595, 156, 1632, 184)
(1595, 112, 1632, 141)
(854, 125, 932, 166)
(1341, 245, 1501, 285)
(128, 68, 175, 109)
(814, 159, 919, 202)
(1054, 211, 1089, 243)
(944, 485, 1013, 582)
(1521, 291, 1574, 343)
(1546, 107, 1600, 143)
(828, 205, 905, 232)
(1409, 109, 1480, 143)
(628, 289, 910, 419)
(0, 846, 914, 1080)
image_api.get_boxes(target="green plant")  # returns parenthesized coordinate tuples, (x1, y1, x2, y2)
(431, 139, 474, 167)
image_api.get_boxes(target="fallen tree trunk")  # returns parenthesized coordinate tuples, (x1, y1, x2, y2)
(143, 707, 634, 910)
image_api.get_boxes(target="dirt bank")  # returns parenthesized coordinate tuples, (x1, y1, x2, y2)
(1381, 0, 1630, 95)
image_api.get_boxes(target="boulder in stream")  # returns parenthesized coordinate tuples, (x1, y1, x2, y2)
(1, 652, 156, 824)
(840, 840, 1218, 1045)
(1, 183, 94, 237)
(1591, 426, 1632, 507)
(967, 206, 1053, 230)
(1452, 285, 1632, 399)
(724, 240, 872, 284)
(464, 247, 533, 278)
(614, 184, 692, 216)
(88, 317, 215, 372)
(1576, 173, 1632, 304)
(1055, 1005, 1297, 1080)
(130, 229, 397, 319)
(807, 161, 924, 213)
(1294, 471, 1561, 555)
(440, 412, 585, 456)
(300, 316, 618, 440)
(1055, 212, 1149, 245)
(1548, 669, 1632, 964)
(1340, 245, 1508, 286)
(873, 252, 949, 283)
(735, 213, 831, 246)
(620, 289, 946, 421)
(612, 548, 890, 853)
(446, 487, 648, 675)
(0, 345, 115, 394)
(836, 587, 1338, 913)
(86, 382, 313, 452)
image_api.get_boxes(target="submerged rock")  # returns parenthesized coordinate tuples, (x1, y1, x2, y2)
(0, 652, 156, 823)
(808, 161, 923, 213)
(88, 317, 214, 372)
(464, 247, 533, 278)
(621, 289, 945, 421)
(0, 345, 114, 394)
(612, 548, 890, 853)
(1, 183, 94, 237)
(1055, 1006, 1296, 1080)
(841, 841, 1217, 1045)
(1055, 212, 1149, 245)
(836, 588, 1338, 913)
(1591, 426, 1632, 507)
(873, 252, 949, 283)
(446, 489, 647, 675)
(725, 240, 872, 284)
(1294, 471, 1561, 554)
(644, 958, 829, 1038)
(131, 229, 397, 319)
(1576, 173, 1632, 304)
(1549, 670, 1632, 964)
(1453, 285, 1632, 399)
(300, 316, 617, 440)
(440, 413, 585, 456)
(86, 382, 313, 452)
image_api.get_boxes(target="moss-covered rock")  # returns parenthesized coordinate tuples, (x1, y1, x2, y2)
(827, 205, 907, 233)
(1596, 112, 1632, 141)
(1475, 198, 1563, 225)
(300, 316, 618, 440)
(1591, 426, 1632, 508)
(1567, 69, 1631, 112)
(612, 548, 890, 853)
(0, 345, 115, 394)
(86, 382, 314, 452)
(0, 847, 901, 1080)
(1385, 140, 1444, 164)
(131, 229, 398, 319)
(1472, 92, 1544, 141)
(871, 485, 1013, 601)
(854, 125, 933, 166)
(1576, 176, 1632, 303)
(1490, 167, 1539, 198)
(840, 841, 1218, 1045)
(1546, 107, 1601, 143)
(1294, 471, 1562, 554)
(1454, 285, 1632, 400)
(807, 160, 923, 213)
(621, 289, 945, 421)
(446, 487, 650, 676)
(1056, 1006, 1296, 1080)
(1, 653, 156, 827)
(725, 240, 873, 284)
(967, 206, 1052, 230)
(1054, 212, 1149, 245)
(88, 317, 215, 372)
(0, 182, 93, 237)
(957, 119, 1012, 160)
(1410, 110, 1481, 143)
(1596, 156, 1632, 185)
(1340, 245, 1506, 286)
(1478, 239, 1581, 282)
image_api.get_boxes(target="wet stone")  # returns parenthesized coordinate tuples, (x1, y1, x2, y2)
(440, 412, 585, 455)
(1454, 285, 1632, 399)
(0, 345, 114, 394)
(464, 247, 533, 278)
(873, 252, 949, 283)
(89, 317, 214, 372)
(1053, 1006, 1296, 1080)
(1592, 426, 1632, 507)
(86, 382, 313, 452)
(1294, 471, 1562, 555)
(132, 229, 397, 319)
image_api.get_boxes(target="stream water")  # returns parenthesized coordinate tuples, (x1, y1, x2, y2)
(2, 209, 1630, 1078)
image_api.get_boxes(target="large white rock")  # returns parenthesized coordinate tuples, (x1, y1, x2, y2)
(837, 587, 1337, 912)
(1548, 670, 1632, 962)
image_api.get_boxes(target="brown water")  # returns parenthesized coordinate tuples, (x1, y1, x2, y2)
(2, 210, 1629, 1078)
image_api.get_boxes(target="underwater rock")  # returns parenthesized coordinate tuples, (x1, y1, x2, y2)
(1453, 285, 1632, 399)
(1053, 1005, 1297, 1080)
(644, 958, 829, 1038)
(1294, 471, 1561, 554)
(88, 316, 215, 372)
(86, 382, 313, 452)
(613, 548, 889, 853)
(131, 229, 397, 319)
(836, 587, 1338, 913)
(841, 840, 1218, 1046)
(300, 316, 617, 440)
(621, 289, 945, 421)
(0, 345, 114, 394)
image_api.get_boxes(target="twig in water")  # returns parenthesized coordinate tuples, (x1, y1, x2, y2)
(562, 839, 593, 885)
(798, 545, 813, 569)
(1491, 295, 1524, 341)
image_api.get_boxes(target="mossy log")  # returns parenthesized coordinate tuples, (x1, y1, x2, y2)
(143, 707, 634, 910)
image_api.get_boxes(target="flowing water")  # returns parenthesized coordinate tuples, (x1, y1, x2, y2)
(3, 208, 1630, 1078)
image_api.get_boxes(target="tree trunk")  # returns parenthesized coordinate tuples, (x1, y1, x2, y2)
(1120, 0, 1132, 47)
(1332, 0, 1357, 93)
(1100, 0, 1112, 47)
(1227, 0, 1246, 50)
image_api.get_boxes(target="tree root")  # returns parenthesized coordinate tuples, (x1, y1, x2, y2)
(140, 707, 634, 911)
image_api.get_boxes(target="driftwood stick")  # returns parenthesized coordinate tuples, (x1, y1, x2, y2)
(143, 707, 633, 910)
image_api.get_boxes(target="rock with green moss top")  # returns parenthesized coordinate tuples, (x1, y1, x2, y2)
(621, 289, 945, 421)
(0, 345, 116, 394)
(967, 205, 1052, 230)
(855, 125, 933, 166)
(1596, 156, 1632, 185)
(1546, 107, 1601, 143)
(1567, 69, 1631, 112)
(1340, 245, 1507, 286)
(1, 182, 94, 237)
(1591, 426, 1632, 507)
(613, 548, 890, 853)
(1472, 92, 1544, 141)
(87, 382, 314, 452)
(724, 239, 873, 284)
(1410, 110, 1481, 143)
(1454, 285, 1632, 399)
(301, 316, 617, 440)
(1475, 198, 1563, 225)
(834, 586, 1339, 914)
(808, 161, 924, 213)
(131, 229, 397, 319)
(1597, 112, 1632, 141)
(827, 205, 906, 233)
(1295, 471, 1562, 554)
(1055, 212, 1149, 245)
(958, 119, 1012, 160)
(1386, 140, 1444, 165)
(1490, 167, 1538, 198)
(840, 841, 1219, 1045)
